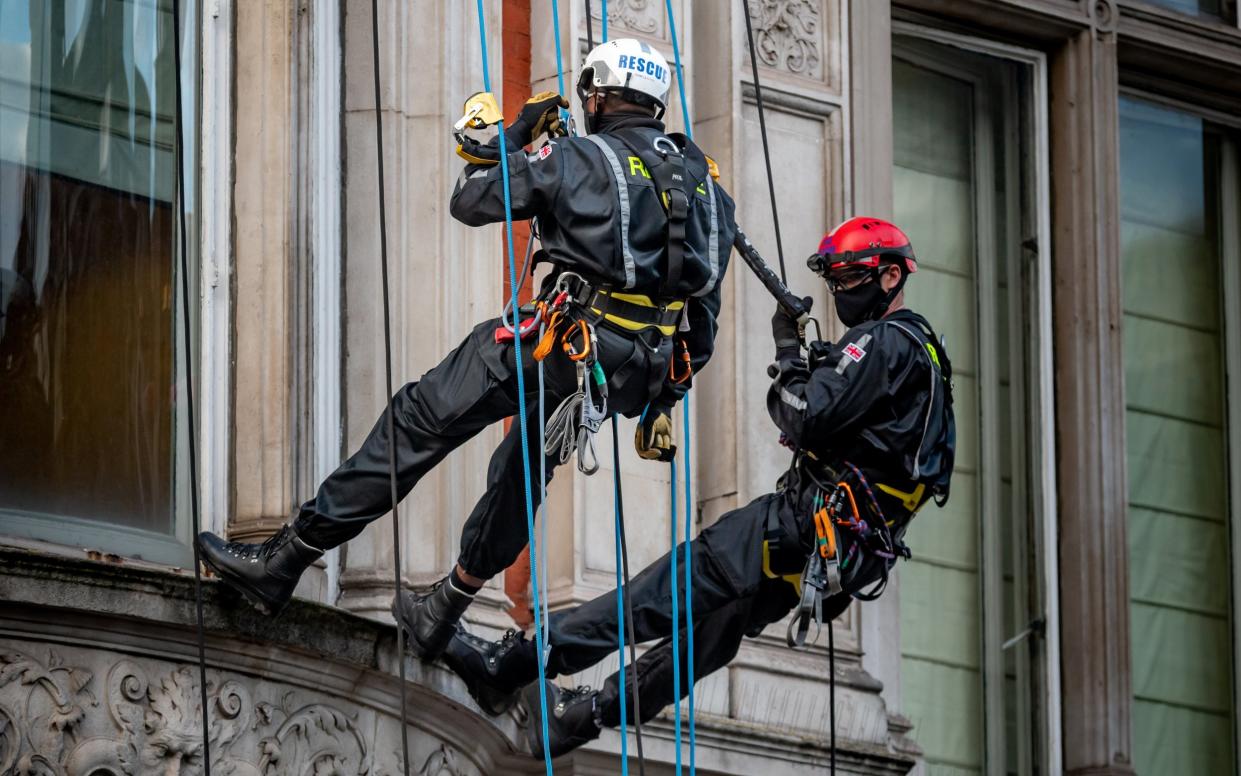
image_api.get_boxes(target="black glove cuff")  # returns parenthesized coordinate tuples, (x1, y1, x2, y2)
(775, 346, 802, 363)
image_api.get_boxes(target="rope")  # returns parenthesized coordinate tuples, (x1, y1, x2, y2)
(669, 457, 683, 775)
(739, 4, 838, 769)
(368, 2, 412, 773)
(829, 613, 837, 775)
(609, 419, 631, 775)
(169, 2, 212, 773)
(740, 0, 788, 284)
(614, 416, 647, 774)
(682, 401, 696, 774)
(471, 4, 555, 773)
(662, 2, 696, 771)
(740, 3, 833, 773)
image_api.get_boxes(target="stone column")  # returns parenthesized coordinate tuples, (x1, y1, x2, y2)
(1049, 4, 1134, 774)
(230, 0, 296, 543)
(337, 0, 510, 624)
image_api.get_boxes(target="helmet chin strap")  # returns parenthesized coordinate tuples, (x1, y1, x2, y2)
(871, 266, 909, 320)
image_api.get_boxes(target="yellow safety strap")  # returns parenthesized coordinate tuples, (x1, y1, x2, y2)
(877, 482, 926, 513)
(762, 540, 803, 593)
(588, 292, 685, 336)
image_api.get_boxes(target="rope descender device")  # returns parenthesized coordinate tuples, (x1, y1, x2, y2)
(454, 91, 503, 134)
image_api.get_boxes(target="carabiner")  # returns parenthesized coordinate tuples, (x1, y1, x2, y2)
(563, 319, 592, 362)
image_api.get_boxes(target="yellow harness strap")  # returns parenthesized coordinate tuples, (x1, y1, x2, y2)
(877, 482, 926, 514)
(762, 539, 803, 593)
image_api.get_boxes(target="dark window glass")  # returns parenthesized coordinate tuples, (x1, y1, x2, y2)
(0, 1, 184, 537)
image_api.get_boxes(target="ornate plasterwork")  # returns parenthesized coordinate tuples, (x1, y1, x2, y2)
(747, 0, 823, 79)
(588, 0, 661, 37)
(0, 648, 372, 776)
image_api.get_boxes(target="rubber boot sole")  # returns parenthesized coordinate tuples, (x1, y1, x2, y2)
(198, 547, 287, 617)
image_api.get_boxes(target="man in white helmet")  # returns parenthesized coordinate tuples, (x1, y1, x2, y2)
(196, 39, 739, 663)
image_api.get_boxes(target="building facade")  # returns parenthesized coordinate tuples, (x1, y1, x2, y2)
(2, 0, 1240, 774)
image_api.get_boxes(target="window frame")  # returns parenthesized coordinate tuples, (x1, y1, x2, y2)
(892, 22, 1061, 776)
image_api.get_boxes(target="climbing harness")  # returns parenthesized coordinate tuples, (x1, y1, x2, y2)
(369, 0, 414, 771)
(170, 1, 213, 773)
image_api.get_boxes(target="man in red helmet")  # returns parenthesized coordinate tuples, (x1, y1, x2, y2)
(442, 216, 956, 760)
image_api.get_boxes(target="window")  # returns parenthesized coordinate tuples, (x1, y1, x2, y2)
(1142, 0, 1225, 20)
(894, 33, 1051, 776)
(1121, 95, 1239, 776)
(0, 0, 196, 564)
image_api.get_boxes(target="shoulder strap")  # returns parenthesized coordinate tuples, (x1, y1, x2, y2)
(611, 129, 692, 296)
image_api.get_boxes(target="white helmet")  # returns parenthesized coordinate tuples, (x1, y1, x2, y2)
(577, 38, 672, 118)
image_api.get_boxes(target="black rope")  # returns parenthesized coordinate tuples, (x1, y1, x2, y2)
(585, 0, 595, 51)
(169, 1, 212, 772)
(611, 417, 647, 775)
(741, 0, 788, 284)
(828, 617, 836, 776)
(369, 2, 412, 773)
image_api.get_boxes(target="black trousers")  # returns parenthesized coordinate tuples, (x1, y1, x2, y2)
(544, 492, 855, 728)
(293, 317, 670, 580)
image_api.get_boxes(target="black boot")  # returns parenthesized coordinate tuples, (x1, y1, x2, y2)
(523, 681, 602, 760)
(442, 627, 539, 716)
(197, 525, 323, 616)
(391, 577, 475, 660)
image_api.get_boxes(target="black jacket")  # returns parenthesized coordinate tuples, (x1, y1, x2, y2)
(450, 122, 737, 409)
(766, 309, 956, 509)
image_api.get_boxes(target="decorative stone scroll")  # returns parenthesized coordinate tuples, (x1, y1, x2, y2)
(588, 0, 661, 36)
(0, 648, 370, 775)
(746, 0, 823, 79)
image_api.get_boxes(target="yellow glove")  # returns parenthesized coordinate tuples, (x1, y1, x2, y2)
(511, 91, 569, 145)
(635, 408, 676, 462)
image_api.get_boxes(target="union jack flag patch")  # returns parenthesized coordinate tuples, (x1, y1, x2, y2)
(843, 342, 867, 362)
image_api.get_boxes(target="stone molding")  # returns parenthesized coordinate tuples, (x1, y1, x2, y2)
(588, 0, 662, 36)
(745, 0, 823, 79)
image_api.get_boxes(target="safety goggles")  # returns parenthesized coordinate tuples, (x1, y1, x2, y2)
(825, 266, 876, 295)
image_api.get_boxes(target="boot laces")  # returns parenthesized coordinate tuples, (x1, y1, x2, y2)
(229, 525, 290, 561)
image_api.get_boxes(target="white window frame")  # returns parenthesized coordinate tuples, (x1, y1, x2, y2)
(892, 22, 1061, 776)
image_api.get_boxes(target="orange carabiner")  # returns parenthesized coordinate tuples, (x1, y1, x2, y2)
(669, 339, 692, 384)
(563, 319, 592, 362)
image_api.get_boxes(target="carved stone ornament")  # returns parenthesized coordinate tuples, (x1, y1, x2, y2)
(1089, 0, 1119, 35)
(747, 0, 823, 79)
(0, 648, 369, 775)
(588, 0, 660, 36)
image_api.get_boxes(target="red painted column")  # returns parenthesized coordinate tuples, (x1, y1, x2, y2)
(500, 0, 536, 629)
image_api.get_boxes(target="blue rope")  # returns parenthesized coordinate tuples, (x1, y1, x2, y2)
(664, 0, 692, 140)
(663, 2, 696, 772)
(602, 0, 608, 41)
(472, 3, 553, 773)
(682, 399, 696, 774)
(669, 457, 683, 775)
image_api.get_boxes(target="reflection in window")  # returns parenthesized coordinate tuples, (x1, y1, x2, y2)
(1121, 96, 1234, 776)
(1142, 0, 1223, 19)
(0, 1, 184, 536)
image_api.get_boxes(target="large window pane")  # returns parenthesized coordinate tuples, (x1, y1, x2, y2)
(1121, 96, 1234, 776)
(0, 1, 189, 546)
(895, 42, 1038, 776)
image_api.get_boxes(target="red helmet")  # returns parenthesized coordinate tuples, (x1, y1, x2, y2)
(807, 216, 918, 277)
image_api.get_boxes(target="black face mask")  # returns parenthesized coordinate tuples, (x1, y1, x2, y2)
(833, 270, 906, 328)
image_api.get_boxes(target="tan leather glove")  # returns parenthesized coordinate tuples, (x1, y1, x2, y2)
(509, 91, 570, 147)
(635, 407, 676, 462)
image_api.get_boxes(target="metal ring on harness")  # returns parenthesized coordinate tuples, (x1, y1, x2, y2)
(652, 135, 679, 157)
